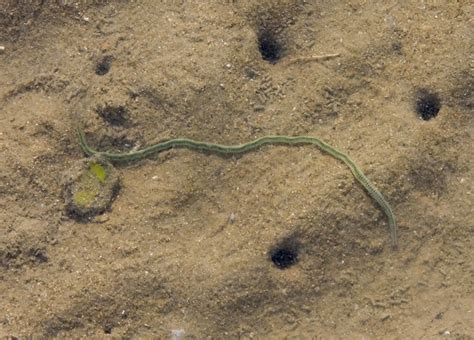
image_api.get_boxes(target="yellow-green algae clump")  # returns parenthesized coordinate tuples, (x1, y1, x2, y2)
(63, 157, 120, 219)
(89, 163, 107, 183)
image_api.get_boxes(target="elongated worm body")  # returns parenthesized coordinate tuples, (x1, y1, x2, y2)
(77, 128, 398, 248)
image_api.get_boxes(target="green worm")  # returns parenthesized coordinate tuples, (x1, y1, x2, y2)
(77, 128, 398, 248)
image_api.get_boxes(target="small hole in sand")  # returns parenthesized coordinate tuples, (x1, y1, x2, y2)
(415, 89, 441, 120)
(103, 324, 112, 334)
(270, 246, 298, 269)
(258, 29, 283, 63)
(95, 56, 112, 76)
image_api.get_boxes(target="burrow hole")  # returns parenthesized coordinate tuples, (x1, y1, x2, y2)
(103, 323, 113, 334)
(96, 105, 128, 126)
(95, 55, 113, 76)
(270, 237, 299, 269)
(415, 89, 441, 121)
(258, 28, 284, 63)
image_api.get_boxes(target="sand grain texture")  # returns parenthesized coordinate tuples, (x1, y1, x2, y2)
(0, 1, 472, 338)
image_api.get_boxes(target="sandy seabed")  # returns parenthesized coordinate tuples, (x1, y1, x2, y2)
(0, 1, 472, 338)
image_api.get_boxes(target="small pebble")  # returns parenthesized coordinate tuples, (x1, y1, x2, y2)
(0, 46, 5, 54)
(228, 212, 236, 224)
(93, 215, 109, 224)
(171, 329, 185, 339)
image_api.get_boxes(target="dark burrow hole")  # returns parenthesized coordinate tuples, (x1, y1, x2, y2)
(391, 41, 403, 54)
(103, 323, 113, 334)
(95, 56, 113, 76)
(96, 105, 128, 126)
(415, 89, 441, 120)
(258, 29, 283, 63)
(270, 238, 299, 269)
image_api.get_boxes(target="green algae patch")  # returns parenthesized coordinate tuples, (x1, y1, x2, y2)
(73, 189, 97, 207)
(89, 163, 107, 183)
(63, 156, 120, 219)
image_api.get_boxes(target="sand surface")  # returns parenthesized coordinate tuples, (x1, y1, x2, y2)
(0, 1, 473, 338)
